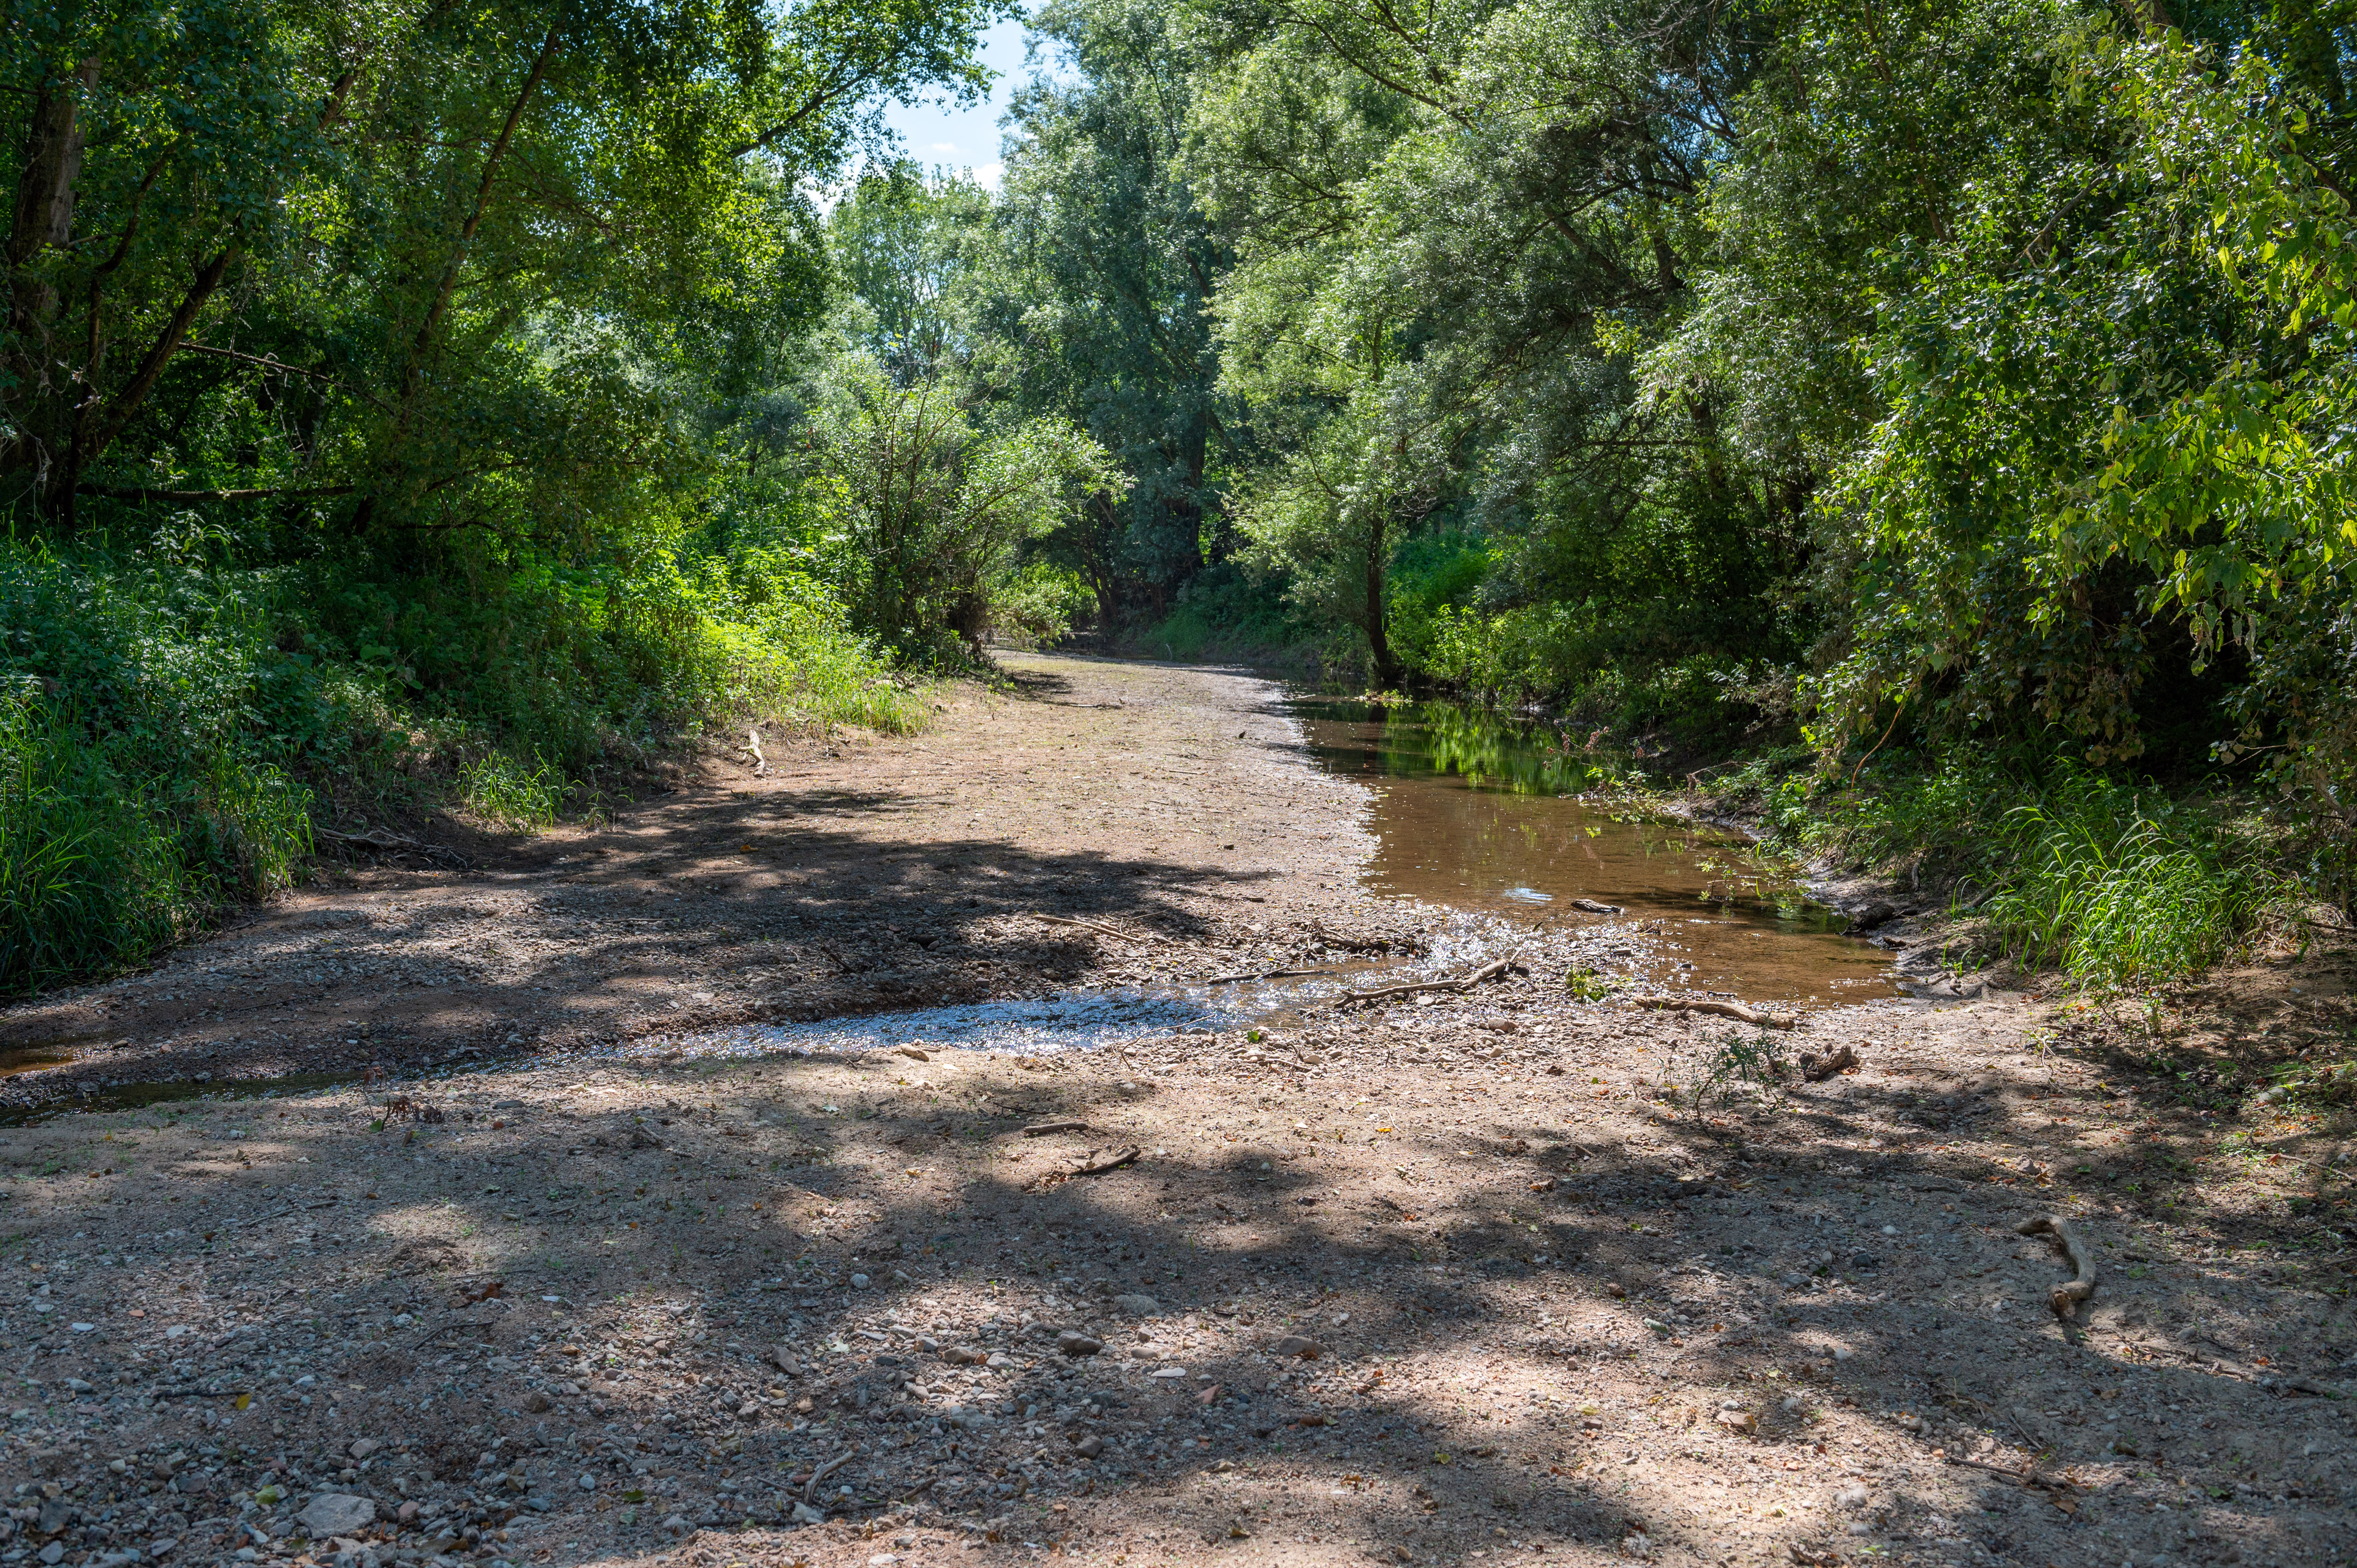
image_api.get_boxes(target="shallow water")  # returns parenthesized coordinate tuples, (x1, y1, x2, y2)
(1289, 698, 1898, 1004)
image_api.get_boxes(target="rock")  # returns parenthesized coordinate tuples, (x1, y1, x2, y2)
(984, 1352, 1014, 1369)
(942, 1346, 986, 1365)
(1569, 899, 1624, 914)
(1272, 1335, 1324, 1359)
(1713, 1408, 1757, 1434)
(1075, 1436, 1104, 1459)
(1111, 1294, 1162, 1317)
(578, 1474, 597, 1492)
(147, 1540, 178, 1559)
(38, 1499, 70, 1534)
(395, 1502, 420, 1524)
(768, 1346, 801, 1377)
(850, 1273, 871, 1289)
(520, 1391, 552, 1413)
(38, 1545, 64, 1567)
(1849, 1253, 1879, 1271)
(1833, 1485, 1869, 1511)
(660, 1514, 691, 1535)
(346, 1440, 380, 1462)
(297, 1495, 380, 1538)
(790, 1502, 825, 1526)
(1056, 1331, 1103, 1357)
(1150, 1366, 1187, 1379)
(1844, 901, 1898, 935)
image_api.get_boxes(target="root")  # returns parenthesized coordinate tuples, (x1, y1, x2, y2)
(2016, 1214, 2097, 1320)
(1640, 996, 1798, 1030)
(1801, 1044, 1861, 1081)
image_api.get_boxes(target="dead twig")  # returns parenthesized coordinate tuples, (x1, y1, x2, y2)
(1037, 914, 1169, 945)
(1069, 1145, 1141, 1176)
(1202, 967, 1332, 985)
(1338, 956, 1514, 1006)
(2017, 1214, 2096, 1321)
(1801, 1044, 1861, 1081)
(1640, 996, 1798, 1030)
(804, 1449, 856, 1503)
(1021, 1121, 1090, 1137)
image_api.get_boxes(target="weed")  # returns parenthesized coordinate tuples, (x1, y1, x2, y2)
(460, 750, 566, 832)
(1669, 1029, 1793, 1108)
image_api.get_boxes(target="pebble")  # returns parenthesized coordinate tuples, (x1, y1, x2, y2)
(297, 1495, 379, 1538)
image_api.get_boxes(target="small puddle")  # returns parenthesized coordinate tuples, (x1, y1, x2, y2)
(1290, 697, 1898, 1005)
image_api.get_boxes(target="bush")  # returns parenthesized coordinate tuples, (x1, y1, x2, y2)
(0, 528, 920, 996)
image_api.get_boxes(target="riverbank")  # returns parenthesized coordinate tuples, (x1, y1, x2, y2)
(0, 654, 2351, 1568)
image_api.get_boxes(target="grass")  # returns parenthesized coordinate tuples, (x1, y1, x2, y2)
(1723, 749, 2283, 993)
(0, 534, 927, 998)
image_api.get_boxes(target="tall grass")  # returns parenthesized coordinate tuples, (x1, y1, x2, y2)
(1731, 751, 2278, 991)
(0, 531, 925, 997)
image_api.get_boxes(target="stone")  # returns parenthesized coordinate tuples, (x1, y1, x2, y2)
(395, 1502, 420, 1524)
(768, 1347, 801, 1377)
(519, 1392, 552, 1413)
(1272, 1335, 1324, 1359)
(850, 1273, 871, 1289)
(1075, 1435, 1104, 1459)
(297, 1495, 380, 1538)
(660, 1514, 690, 1535)
(147, 1540, 178, 1559)
(984, 1352, 1014, 1369)
(38, 1544, 64, 1566)
(1111, 1294, 1162, 1318)
(577, 1474, 597, 1492)
(1833, 1485, 1869, 1511)
(790, 1502, 825, 1526)
(942, 1346, 986, 1365)
(1056, 1331, 1103, 1357)
(347, 1440, 380, 1462)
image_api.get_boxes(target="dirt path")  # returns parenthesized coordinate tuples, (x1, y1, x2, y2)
(0, 654, 2352, 1568)
(0, 655, 1375, 1103)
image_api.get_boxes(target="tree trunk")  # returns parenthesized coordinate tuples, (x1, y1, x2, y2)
(3, 59, 97, 506)
(1364, 512, 1399, 687)
(352, 28, 558, 536)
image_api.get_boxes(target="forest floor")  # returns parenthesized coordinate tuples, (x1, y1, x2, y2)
(1, 654, 2353, 1568)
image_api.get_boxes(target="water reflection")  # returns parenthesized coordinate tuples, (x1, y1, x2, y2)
(1291, 698, 1899, 1004)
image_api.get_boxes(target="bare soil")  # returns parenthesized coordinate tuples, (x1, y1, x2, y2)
(1, 653, 2352, 1568)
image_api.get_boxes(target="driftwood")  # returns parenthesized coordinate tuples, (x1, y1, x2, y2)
(2016, 1214, 2096, 1320)
(1801, 1044, 1861, 1081)
(1639, 996, 1798, 1030)
(314, 825, 466, 866)
(1339, 956, 1514, 1005)
(1037, 914, 1169, 945)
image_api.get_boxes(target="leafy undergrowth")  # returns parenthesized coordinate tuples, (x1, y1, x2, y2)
(0, 539, 924, 998)
(1717, 749, 2298, 993)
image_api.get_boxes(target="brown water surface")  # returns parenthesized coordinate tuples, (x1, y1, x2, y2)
(1291, 698, 1900, 1004)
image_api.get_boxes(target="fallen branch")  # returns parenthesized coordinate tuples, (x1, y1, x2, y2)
(313, 824, 466, 864)
(804, 1448, 856, 1503)
(1202, 967, 1332, 985)
(1037, 914, 1169, 945)
(1021, 1121, 1090, 1137)
(1801, 1044, 1861, 1081)
(2017, 1215, 2096, 1320)
(1338, 956, 1513, 1005)
(1069, 1145, 1141, 1176)
(1640, 996, 1798, 1030)
(1943, 1453, 2073, 1491)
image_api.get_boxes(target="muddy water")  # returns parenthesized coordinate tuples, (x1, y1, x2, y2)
(1291, 698, 1898, 1005)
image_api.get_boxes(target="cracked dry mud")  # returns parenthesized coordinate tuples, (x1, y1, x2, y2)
(1, 654, 2353, 1568)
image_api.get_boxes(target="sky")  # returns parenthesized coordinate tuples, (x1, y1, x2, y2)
(877, 15, 1037, 189)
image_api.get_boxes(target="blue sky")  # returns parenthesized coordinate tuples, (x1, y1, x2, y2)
(877, 15, 1036, 189)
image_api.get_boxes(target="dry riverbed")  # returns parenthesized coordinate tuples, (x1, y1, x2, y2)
(0, 655, 2352, 1568)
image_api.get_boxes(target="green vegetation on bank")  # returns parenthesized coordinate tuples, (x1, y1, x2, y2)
(7, 0, 2356, 998)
